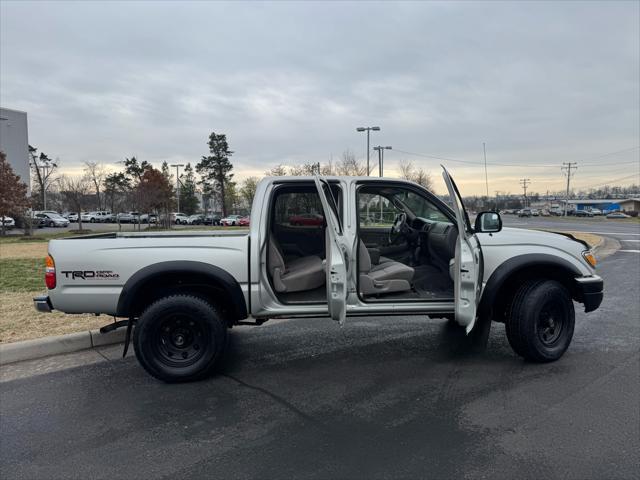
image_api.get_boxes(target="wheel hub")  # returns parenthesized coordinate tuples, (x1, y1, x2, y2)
(155, 315, 205, 366)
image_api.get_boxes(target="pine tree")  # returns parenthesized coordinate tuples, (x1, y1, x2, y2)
(196, 132, 234, 217)
(179, 163, 199, 215)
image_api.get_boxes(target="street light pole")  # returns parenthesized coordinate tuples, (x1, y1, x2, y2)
(170, 164, 185, 212)
(356, 126, 380, 175)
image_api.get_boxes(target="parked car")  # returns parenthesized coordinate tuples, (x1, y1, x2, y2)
(540, 209, 551, 217)
(589, 208, 603, 216)
(238, 216, 250, 226)
(117, 212, 140, 223)
(203, 214, 221, 226)
(574, 210, 594, 218)
(1, 216, 15, 230)
(289, 213, 324, 226)
(36, 168, 603, 382)
(171, 212, 189, 225)
(81, 211, 113, 223)
(140, 213, 158, 224)
(220, 214, 242, 226)
(187, 214, 205, 225)
(531, 209, 540, 217)
(606, 212, 631, 219)
(517, 208, 532, 217)
(64, 212, 79, 222)
(35, 212, 69, 228)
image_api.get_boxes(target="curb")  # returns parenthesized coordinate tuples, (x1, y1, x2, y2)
(0, 328, 126, 366)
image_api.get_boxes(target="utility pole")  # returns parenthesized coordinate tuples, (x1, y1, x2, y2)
(170, 164, 185, 212)
(561, 162, 578, 216)
(520, 178, 531, 208)
(356, 126, 380, 175)
(483, 142, 489, 200)
(373, 146, 392, 221)
(373, 146, 392, 177)
(494, 190, 500, 212)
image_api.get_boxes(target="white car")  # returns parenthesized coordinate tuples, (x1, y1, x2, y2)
(66, 212, 79, 222)
(220, 214, 242, 226)
(35, 213, 69, 228)
(81, 211, 112, 223)
(171, 212, 189, 225)
(1, 216, 15, 229)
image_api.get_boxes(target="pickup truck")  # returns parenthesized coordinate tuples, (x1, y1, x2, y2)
(34, 168, 603, 382)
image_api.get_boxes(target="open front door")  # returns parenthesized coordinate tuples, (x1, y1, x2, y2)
(314, 177, 349, 325)
(441, 166, 483, 332)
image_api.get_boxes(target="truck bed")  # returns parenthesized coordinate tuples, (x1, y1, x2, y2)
(47, 230, 251, 316)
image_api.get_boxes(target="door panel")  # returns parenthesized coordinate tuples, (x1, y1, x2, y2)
(314, 177, 349, 324)
(441, 166, 483, 332)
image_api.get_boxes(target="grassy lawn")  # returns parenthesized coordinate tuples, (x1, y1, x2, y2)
(0, 241, 104, 343)
(0, 258, 45, 292)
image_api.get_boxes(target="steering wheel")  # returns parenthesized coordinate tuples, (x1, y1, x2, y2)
(388, 212, 407, 245)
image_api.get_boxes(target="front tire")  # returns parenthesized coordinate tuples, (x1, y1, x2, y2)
(505, 280, 575, 362)
(133, 295, 227, 382)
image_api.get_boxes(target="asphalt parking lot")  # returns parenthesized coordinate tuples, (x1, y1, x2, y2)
(1, 219, 638, 479)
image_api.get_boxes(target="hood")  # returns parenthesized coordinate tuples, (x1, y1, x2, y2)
(478, 227, 589, 252)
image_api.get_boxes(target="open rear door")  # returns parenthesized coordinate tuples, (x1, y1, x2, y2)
(314, 177, 349, 325)
(442, 166, 483, 332)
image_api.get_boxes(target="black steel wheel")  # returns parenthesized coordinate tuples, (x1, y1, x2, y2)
(134, 295, 227, 382)
(506, 280, 575, 362)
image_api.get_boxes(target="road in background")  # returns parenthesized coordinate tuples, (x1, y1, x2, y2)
(1, 225, 638, 479)
(501, 216, 640, 254)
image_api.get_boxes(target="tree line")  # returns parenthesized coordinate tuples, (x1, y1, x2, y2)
(0, 129, 448, 236)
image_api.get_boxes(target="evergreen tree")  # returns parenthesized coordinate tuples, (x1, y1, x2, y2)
(196, 132, 234, 217)
(179, 163, 199, 215)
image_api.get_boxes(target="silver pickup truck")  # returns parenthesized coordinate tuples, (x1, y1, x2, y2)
(35, 169, 603, 382)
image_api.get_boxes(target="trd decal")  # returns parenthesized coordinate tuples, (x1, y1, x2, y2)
(61, 270, 120, 280)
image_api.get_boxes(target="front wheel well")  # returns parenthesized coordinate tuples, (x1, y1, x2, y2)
(486, 264, 579, 323)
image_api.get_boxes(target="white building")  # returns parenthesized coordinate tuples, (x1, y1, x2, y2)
(0, 107, 30, 194)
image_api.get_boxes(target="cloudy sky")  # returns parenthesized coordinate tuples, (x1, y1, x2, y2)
(1, 1, 638, 194)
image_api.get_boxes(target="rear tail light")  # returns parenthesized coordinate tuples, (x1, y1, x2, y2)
(45, 255, 56, 289)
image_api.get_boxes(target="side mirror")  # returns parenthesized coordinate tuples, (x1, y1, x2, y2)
(474, 211, 502, 233)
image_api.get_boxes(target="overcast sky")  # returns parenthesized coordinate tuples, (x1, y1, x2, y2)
(1, 0, 638, 194)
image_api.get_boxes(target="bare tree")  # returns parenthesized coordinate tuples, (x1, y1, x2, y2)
(84, 161, 107, 210)
(398, 159, 433, 191)
(265, 164, 288, 176)
(59, 174, 91, 231)
(29, 145, 59, 209)
(335, 150, 366, 176)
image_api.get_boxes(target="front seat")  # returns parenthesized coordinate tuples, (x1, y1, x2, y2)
(359, 240, 414, 296)
(268, 236, 325, 293)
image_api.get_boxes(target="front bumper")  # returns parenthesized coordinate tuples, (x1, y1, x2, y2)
(33, 295, 53, 313)
(575, 275, 604, 313)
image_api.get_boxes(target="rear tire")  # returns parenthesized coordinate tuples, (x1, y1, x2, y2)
(505, 280, 574, 362)
(133, 295, 227, 382)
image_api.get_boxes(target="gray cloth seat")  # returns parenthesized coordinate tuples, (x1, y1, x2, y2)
(359, 240, 414, 295)
(268, 236, 325, 293)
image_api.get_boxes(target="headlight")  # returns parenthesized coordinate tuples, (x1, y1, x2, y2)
(582, 250, 597, 268)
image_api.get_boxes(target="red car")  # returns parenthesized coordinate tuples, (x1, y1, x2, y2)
(288, 213, 324, 226)
(238, 216, 250, 226)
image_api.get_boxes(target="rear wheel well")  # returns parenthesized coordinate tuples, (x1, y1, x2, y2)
(126, 272, 241, 327)
(489, 265, 578, 323)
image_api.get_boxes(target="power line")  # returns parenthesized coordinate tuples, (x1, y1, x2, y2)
(561, 162, 577, 216)
(573, 173, 640, 191)
(392, 145, 639, 169)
